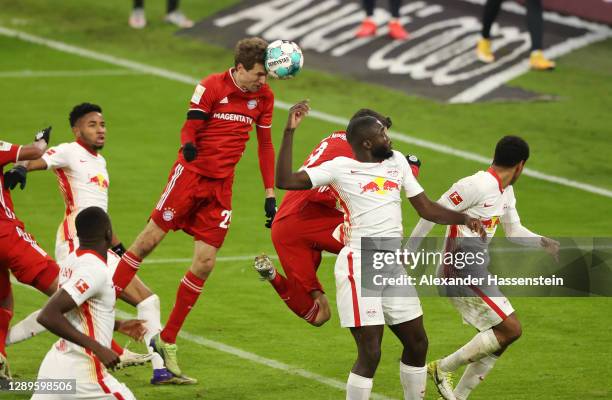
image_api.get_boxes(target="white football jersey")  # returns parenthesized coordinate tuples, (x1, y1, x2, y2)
(305, 150, 423, 249)
(42, 142, 109, 250)
(55, 250, 115, 362)
(439, 168, 520, 240)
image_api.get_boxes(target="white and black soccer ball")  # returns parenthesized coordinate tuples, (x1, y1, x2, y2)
(265, 40, 304, 79)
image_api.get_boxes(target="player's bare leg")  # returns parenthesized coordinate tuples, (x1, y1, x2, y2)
(310, 290, 331, 327)
(389, 317, 428, 399)
(112, 220, 167, 294)
(151, 240, 216, 383)
(346, 325, 384, 399)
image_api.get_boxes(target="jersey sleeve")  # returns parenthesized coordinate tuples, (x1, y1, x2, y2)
(256, 90, 274, 128)
(0, 142, 21, 166)
(189, 76, 218, 114)
(500, 186, 520, 224)
(41, 143, 70, 170)
(62, 264, 106, 307)
(303, 159, 337, 188)
(397, 152, 424, 198)
(437, 177, 480, 212)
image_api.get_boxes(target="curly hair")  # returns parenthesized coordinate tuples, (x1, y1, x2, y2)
(69, 103, 102, 127)
(234, 37, 268, 71)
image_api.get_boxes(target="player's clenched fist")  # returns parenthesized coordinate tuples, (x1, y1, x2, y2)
(464, 216, 487, 240)
(182, 142, 197, 162)
(93, 344, 121, 370)
(285, 100, 310, 130)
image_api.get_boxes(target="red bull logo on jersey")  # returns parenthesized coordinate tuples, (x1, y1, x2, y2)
(89, 174, 109, 190)
(481, 216, 500, 233)
(360, 177, 400, 195)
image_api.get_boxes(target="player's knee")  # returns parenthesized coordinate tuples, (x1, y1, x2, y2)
(496, 316, 522, 346)
(359, 340, 382, 366)
(411, 331, 429, 358)
(310, 306, 331, 327)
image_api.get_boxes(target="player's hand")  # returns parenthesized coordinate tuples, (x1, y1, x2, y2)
(541, 237, 560, 262)
(182, 142, 197, 162)
(286, 100, 310, 130)
(115, 319, 147, 342)
(35, 126, 52, 144)
(464, 216, 487, 241)
(406, 154, 421, 178)
(93, 344, 120, 370)
(264, 197, 277, 228)
(3, 165, 27, 190)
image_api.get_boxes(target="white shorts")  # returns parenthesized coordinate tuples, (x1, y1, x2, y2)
(449, 286, 515, 331)
(335, 247, 422, 328)
(32, 346, 135, 400)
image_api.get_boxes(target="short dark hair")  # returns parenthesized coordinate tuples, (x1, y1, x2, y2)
(75, 206, 111, 242)
(234, 37, 268, 71)
(351, 108, 392, 129)
(493, 135, 530, 167)
(69, 103, 102, 127)
(346, 116, 385, 147)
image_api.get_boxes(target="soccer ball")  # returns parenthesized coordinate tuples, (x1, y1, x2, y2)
(265, 40, 304, 79)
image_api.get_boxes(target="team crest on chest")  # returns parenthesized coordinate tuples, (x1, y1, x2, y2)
(247, 99, 257, 110)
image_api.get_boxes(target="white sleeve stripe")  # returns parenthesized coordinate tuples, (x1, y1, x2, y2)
(256, 124, 272, 128)
(15, 145, 22, 162)
(188, 108, 209, 113)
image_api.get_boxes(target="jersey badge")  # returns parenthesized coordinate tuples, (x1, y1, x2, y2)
(449, 191, 463, 205)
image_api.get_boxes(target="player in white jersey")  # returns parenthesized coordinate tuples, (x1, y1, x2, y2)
(275, 101, 485, 400)
(408, 136, 560, 400)
(3, 104, 186, 383)
(33, 207, 144, 400)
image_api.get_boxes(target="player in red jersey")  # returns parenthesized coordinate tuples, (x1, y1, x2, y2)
(0, 128, 61, 379)
(254, 109, 422, 326)
(111, 37, 276, 378)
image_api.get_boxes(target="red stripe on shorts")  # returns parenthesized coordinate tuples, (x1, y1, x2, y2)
(347, 251, 361, 327)
(469, 285, 508, 320)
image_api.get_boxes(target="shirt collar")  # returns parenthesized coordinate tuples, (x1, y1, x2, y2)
(486, 167, 504, 193)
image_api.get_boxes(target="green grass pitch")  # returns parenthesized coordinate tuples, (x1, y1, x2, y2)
(0, 1, 611, 398)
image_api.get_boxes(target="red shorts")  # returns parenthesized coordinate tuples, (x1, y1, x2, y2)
(271, 203, 344, 293)
(150, 161, 234, 248)
(0, 222, 59, 297)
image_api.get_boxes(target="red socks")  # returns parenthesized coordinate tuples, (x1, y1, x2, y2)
(160, 271, 205, 344)
(269, 273, 318, 323)
(111, 339, 124, 356)
(112, 251, 142, 295)
(0, 308, 13, 357)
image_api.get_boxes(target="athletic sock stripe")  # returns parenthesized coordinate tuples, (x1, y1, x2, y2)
(181, 277, 203, 293)
(122, 254, 141, 268)
(304, 302, 319, 321)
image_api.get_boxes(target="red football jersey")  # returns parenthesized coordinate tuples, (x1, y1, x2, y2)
(0, 141, 22, 223)
(275, 131, 354, 222)
(179, 68, 274, 179)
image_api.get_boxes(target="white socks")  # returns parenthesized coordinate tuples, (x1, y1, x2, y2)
(136, 294, 164, 370)
(346, 372, 373, 400)
(454, 354, 498, 400)
(439, 329, 501, 373)
(399, 362, 426, 400)
(6, 309, 44, 345)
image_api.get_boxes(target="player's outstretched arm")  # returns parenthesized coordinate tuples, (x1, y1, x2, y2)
(37, 289, 120, 369)
(276, 100, 313, 190)
(409, 192, 486, 240)
(4, 126, 51, 190)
